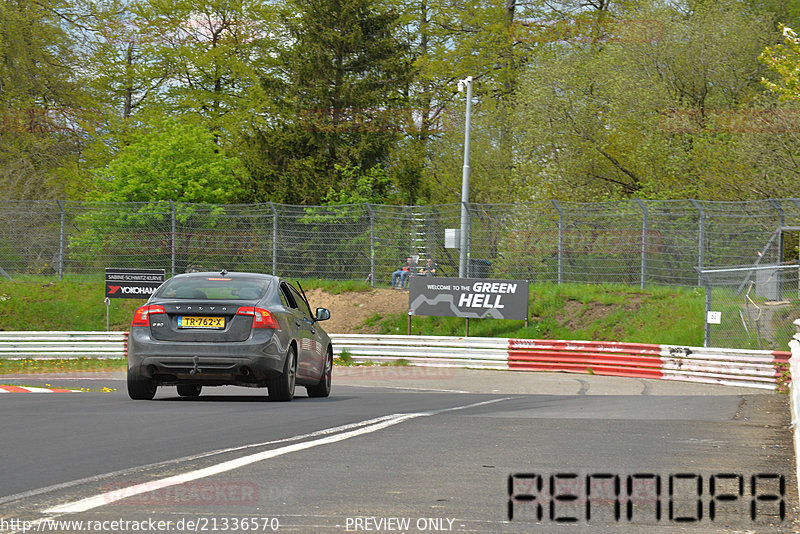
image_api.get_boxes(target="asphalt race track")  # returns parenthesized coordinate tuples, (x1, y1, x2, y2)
(0, 369, 796, 533)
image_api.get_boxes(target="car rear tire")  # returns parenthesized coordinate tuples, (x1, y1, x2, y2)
(177, 384, 202, 397)
(306, 348, 332, 398)
(269, 346, 296, 402)
(127, 371, 156, 400)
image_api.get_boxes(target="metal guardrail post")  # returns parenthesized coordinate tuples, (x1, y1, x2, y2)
(269, 202, 278, 276)
(635, 199, 647, 289)
(552, 200, 564, 284)
(366, 203, 375, 287)
(56, 200, 65, 280)
(690, 200, 704, 287)
(169, 200, 176, 277)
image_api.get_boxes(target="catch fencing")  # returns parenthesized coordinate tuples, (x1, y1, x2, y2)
(3, 199, 800, 350)
(701, 264, 800, 351)
(2, 199, 799, 286)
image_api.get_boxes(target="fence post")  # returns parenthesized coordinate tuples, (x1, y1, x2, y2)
(552, 200, 564, 284)
(704, 274, 711, 348)
(690, 200, 704, 286)
(269, 202, 278, 276)
(169, 200, 176, 277)
(366, 203, 375, 287)
(56, 200, 65, 280)
(635, 198, 647, 289)
(770, 199, 785, 299)
(793, 200, 800, 297)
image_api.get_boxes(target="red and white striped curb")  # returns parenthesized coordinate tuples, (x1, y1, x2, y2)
(507, 338, 790, 389)
(330, 334, 791, 390)
(0, 385, 81, 393)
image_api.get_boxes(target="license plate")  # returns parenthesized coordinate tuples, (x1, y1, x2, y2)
(178, 316, 225, 329)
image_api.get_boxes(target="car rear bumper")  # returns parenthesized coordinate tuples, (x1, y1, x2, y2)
(127, 328, 285, 387)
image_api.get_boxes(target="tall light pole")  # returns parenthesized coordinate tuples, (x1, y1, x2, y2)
(457, 76, 473, 278)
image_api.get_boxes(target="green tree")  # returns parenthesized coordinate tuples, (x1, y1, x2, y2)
(87, 0, 275, 136)
(71, 117, 248, 272)
(512, 0, 778, 201)
(0, 0, 90, 199)
(88, 117, 245, 203)
(746, 0, 800, 29)
(241, 0, 414, 205)
(399, 0, 536, 204)
(760, 25, 800, 101)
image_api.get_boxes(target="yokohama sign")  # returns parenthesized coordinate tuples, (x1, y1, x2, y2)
(105, 268, 166, 299)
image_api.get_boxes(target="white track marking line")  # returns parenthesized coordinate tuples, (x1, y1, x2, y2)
(44, 415, 420, 514)
(0, 414, 402, 506)
(43, 397, 510, 515)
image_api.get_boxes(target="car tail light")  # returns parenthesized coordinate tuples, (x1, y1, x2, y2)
(132, 305, 166, 327)
(236, 306, 279, 329)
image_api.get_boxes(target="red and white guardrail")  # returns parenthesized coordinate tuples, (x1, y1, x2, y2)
(0, 332, 789, 390)
(332, 334, 791, 391)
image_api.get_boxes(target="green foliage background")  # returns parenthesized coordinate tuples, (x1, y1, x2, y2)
(1, 0, 800, 206)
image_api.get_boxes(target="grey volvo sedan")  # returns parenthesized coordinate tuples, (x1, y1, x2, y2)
(127, 271, 332, 401)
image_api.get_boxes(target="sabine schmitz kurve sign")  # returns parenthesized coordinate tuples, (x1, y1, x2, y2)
(105, 268, 165, 299)
(408, 277, 529, 320)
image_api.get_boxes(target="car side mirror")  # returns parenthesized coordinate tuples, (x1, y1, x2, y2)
(315, 308, 330, 322)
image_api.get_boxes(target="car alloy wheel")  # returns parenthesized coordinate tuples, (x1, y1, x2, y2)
(269, 345, 296, 401)
(307, 349, 332, 398)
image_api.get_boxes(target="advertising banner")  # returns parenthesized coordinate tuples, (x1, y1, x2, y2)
(408, 277, 528, 320)
(105, 268, 166, 299)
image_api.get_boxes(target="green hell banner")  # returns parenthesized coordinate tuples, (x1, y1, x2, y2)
(408, 277, 529, 320)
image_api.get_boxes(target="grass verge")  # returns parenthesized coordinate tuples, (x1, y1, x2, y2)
(374, 283, 706, 346)
(0, 358, 127, 375)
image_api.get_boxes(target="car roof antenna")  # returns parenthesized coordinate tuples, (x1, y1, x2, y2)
(220, 268, 228, 276)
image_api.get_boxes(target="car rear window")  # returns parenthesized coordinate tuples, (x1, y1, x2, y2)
(155, 277, 271, 300)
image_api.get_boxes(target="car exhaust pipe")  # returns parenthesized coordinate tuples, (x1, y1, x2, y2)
(240, 366, 252, 377)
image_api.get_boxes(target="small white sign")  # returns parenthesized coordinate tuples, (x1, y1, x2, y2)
(707, 311, 722, 324)
(445, 228, 460, 249)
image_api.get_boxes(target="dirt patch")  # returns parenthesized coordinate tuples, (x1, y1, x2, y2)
(304, 288, 409, 334)
(561, 296, 644, 334)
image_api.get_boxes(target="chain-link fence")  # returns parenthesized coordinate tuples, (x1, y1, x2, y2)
(2, 199, 799, 282)
(2, 198, 800, 348)
(702, 264, 800, 350)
